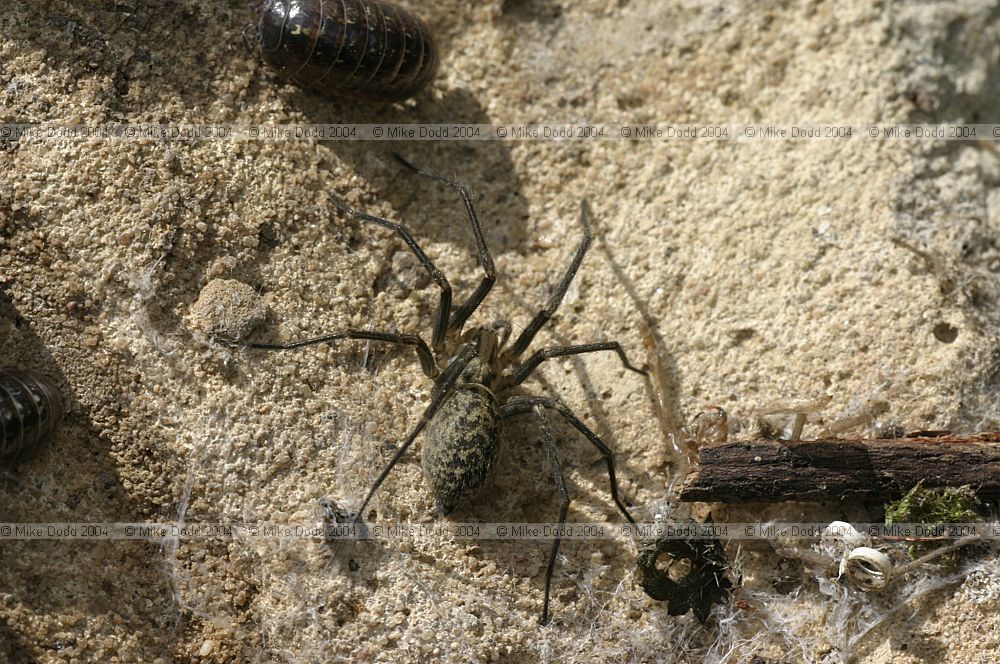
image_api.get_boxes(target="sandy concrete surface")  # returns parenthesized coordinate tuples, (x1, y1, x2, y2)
(2, 0, 1000, 662)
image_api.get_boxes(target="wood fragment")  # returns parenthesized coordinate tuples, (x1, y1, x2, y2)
(678, 433, 1000, 503)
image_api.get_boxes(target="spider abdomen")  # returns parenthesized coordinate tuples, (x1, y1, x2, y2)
(422, 387, 501, 516)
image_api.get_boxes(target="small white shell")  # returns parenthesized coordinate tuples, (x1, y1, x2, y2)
(822, 521, 870, 548)
(840, 546, 891, 591)
(819, 521, 871, 560)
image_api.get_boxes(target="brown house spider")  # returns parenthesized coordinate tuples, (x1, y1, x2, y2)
(244, 156, 646, 624)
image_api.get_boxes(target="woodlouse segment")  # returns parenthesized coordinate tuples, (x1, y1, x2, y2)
(254, 0, 438, 102)
(0, 369, 64, 462)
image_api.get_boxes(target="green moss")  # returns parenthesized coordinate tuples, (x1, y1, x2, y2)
(885, 483, 981, 525)
(884, 482, 982, 559)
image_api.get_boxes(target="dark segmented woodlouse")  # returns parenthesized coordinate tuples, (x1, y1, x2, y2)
(0, 369, 64, 462)
(247, 0, 439, 102)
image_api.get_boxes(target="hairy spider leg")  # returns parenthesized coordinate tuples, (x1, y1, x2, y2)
(330, 192, 452, 352)
(393, 154, 497, 340)
(499, 341, 647, 392)
(503, 201, 593, 361)
(500, 397, 636, 624)
(501, 396, 635, 526)
(531, 405, 570, 625)
(244, 330, 438, 377)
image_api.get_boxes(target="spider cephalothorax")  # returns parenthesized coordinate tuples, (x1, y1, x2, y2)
(244, 155, 646, 623)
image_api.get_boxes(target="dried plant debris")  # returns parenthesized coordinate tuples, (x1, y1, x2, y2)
(636, 516, 735, 624)
(688, 406, 730, 448)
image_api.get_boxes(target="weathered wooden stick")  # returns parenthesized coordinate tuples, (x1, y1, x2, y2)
(678, 433, 1000, 503)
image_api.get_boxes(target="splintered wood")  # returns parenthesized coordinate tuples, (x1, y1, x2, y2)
(678, 432, 1000, 502)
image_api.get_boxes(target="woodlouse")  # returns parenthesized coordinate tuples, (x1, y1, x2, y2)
(0, 369, 64, 462)
(247, 0, 439, 102)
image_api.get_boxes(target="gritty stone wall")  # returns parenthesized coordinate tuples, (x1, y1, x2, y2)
(1, 1, 999, 662)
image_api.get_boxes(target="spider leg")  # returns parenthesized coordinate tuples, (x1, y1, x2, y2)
(354, 344, 478, 522)
(393, 154, 496, 336)
(243, 330, 438, 377)
(499, 341, 647, 391)
(500, 396, 634, 525)
(528, 405, 570, 626)
(241, 22, 259, 58)
(330, 193, 452, 351)
(504, 201, 593, 360)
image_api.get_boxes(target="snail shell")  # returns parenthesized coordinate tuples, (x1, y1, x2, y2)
(840, 546, 891, 591)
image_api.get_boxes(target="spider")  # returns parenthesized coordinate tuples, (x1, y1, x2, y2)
(243, 155, 647, 624)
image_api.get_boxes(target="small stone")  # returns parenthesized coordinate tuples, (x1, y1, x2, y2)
(188, 279, 268, 341)
(205, 256, 239, 280)
(390, 250, 431, 293)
